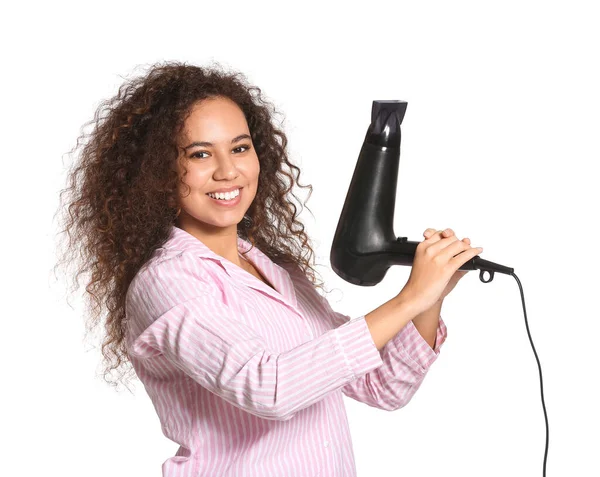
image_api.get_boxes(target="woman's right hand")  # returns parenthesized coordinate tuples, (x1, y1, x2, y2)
(399, 227, 483, 315)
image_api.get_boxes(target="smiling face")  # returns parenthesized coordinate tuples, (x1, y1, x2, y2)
(174, 96, 260, 238)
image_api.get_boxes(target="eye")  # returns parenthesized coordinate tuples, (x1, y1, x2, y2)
(233, 144, 251, 153)
(190, 144, 251, 159)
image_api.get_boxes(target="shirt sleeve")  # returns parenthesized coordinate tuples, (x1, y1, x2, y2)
(125, 252, 385, 422)
(314, 292, 448, 411)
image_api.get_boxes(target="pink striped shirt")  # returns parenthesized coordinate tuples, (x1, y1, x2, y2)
(125, 225, 447, 476)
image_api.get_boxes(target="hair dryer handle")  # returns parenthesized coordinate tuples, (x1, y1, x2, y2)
(391, 238, 514, 283)
(390, 238, 477, 269)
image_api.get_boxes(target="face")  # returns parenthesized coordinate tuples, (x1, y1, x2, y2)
(175, 96, 260, 236)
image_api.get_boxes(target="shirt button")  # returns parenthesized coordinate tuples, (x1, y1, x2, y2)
(324, 440, 330, 448)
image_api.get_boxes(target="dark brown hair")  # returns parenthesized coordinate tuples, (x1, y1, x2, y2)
(54, 60, 325, 390)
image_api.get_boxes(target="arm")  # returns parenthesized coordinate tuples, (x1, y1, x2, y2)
(412, 299, 444, 349)
(315, 293, 448, 411)
(125, 252, 389, 422)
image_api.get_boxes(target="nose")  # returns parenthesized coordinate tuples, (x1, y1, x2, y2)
(212, 152, 239, 181)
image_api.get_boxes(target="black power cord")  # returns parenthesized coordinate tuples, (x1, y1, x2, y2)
(511, 272, 549, 476)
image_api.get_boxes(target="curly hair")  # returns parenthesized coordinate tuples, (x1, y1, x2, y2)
(53, 60, 326, 391)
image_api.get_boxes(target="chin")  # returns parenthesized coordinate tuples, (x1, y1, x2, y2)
(205, 213, 245, 229)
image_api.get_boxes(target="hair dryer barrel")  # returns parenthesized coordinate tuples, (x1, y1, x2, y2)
(330, 140, 402, 286)
(330, 100, 514, 286)
(330, 100, 406, 286)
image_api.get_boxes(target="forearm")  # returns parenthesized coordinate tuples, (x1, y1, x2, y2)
(411, 299, 443, 349)
(364, 293, 420, 351)
(343, 298, 447, 411)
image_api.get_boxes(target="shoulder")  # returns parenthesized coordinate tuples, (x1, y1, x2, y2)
(127, 250, 219, 315)
(277, 260, 305, 282)
(278, 261, 324, 298)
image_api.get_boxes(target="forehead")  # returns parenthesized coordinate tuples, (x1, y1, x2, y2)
(184, 97, 247, 130)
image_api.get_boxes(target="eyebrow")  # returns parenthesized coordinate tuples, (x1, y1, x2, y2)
(182, 134, 252, 150)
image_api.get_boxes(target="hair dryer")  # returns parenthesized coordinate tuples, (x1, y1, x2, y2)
(330, 100, 514, 286)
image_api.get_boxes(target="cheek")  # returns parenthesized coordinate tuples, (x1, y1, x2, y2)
(238, 156, 260, 182)
(244, 159, 260, 198)
(251, 156, 260, 179)
(182, 167, 211, 187)
(177, 170, 210, 202)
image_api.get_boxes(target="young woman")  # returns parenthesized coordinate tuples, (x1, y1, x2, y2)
(56, 61, 483, 476)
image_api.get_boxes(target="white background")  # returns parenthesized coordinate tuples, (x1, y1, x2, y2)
(2, 0, 598, 475)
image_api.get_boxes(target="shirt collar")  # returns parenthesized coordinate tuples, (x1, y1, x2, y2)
(163, 224, 256, 261)
(161, 225, 301, 314)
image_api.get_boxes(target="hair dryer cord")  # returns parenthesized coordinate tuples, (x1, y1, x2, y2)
(511, 271, 549, 477)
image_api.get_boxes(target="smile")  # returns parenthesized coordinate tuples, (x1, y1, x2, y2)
(207, 188, 240, 200)
(206, 188, 242, 207)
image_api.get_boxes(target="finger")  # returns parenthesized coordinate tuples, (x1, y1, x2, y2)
(439, 237, 472, 261)
(424, 228, 448, 241)
(426, 229, 458, 248)
(423, 228, 451, 236)
(449, 245, 483, 268)
(437, 234, 471, 258)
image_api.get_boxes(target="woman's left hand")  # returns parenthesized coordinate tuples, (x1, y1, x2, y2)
(422, 228, 472, 302)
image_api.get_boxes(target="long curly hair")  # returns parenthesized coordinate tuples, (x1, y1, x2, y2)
(54, 60, 326, 391)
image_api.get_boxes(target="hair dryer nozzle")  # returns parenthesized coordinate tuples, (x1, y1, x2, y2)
(366, 100, 407, 148)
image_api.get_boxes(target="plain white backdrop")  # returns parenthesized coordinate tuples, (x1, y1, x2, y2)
(2, 1, 598, 475)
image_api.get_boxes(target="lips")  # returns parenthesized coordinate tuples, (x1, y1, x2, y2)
(206, 187, 242, 206)
(207, 186, 243, 194)
(206, 188, 240, 200)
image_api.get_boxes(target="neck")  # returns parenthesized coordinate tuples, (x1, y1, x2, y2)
(175, 216, 242, 266)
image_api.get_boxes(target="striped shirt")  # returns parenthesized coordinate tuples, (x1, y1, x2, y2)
(125, 225, 447, 476)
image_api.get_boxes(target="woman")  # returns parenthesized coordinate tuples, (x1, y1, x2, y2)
(55, 61, 483, 476)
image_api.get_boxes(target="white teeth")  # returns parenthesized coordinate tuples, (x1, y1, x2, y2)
(208, 188, 240, 200)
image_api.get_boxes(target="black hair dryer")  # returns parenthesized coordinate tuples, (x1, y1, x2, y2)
(330, 100, 514, 286)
